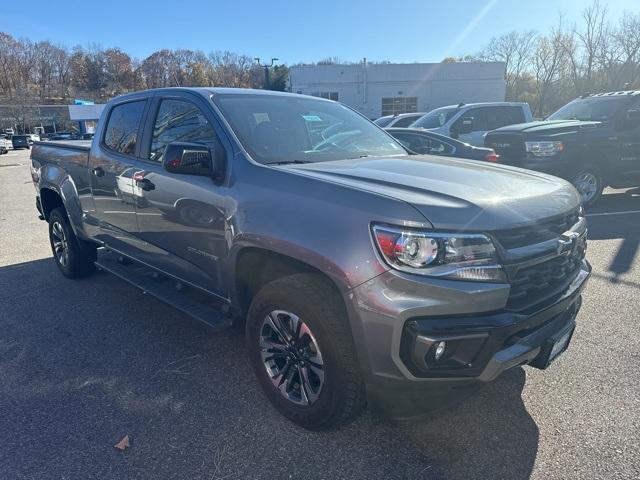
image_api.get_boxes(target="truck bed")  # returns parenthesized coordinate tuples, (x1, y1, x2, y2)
(34, 139, 92, 151)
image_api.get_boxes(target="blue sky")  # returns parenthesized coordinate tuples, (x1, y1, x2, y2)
(4, 0, 638, 64)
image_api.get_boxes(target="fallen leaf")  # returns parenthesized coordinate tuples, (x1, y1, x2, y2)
(114, 435, 130, 451)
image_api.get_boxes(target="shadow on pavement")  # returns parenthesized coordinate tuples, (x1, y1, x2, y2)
(0, 257, 538, 480)
(586, 188, 640, 279)
(402, 368, 537, 480)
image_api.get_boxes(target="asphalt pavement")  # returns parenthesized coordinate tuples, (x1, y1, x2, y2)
(1, 148, 638, 480)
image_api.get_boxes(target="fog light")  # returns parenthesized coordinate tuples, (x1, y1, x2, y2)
(434, 341, 446, 361)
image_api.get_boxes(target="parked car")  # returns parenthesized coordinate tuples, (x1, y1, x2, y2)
(485, 90, 640, 206)
(31, 88, 589, 430)
(374, 112, 426, 128)
(410, 102, 533, 146)
(386, 127, 499, 162)
(12, 134, 33, 149)
(0, 135, 10, 154)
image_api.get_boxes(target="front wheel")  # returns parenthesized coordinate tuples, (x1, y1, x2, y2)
(48, 207, 97, 278)
(246, 273, 366, 430)
(571, 166, 603, 207)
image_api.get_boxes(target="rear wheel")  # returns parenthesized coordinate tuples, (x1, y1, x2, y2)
(48, 207, 97, 278)
(571, 166, 603, 207)
(246, 273, 366, 430)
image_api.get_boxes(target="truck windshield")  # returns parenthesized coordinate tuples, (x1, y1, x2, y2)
(214, 94, 406, 164)
(410, 107, 457, 129)
(547, 96, 632, 122)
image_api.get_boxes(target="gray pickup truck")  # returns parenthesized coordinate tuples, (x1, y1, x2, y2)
(31, 88, 590, 430)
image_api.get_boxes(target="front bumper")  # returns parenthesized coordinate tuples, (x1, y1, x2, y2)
(347, 260, 590, 418)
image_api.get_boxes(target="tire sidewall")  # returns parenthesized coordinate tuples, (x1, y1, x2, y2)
(571, 166, 603, 207)
(48, 208, 95, 278)
(49, 209, 74, 276)
(246, 282, 348, 428)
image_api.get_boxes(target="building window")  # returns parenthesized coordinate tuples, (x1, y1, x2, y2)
(311, 91, 339, 101)
(381, 97, 418, 116)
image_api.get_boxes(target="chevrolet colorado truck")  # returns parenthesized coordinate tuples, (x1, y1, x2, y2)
(485, 90, 640, 206)
(31, 88, 590, 430)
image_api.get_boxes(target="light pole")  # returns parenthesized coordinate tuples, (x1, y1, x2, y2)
(254, 57, 279, 90)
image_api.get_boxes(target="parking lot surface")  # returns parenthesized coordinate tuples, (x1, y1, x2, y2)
(1, 148, 639, 480)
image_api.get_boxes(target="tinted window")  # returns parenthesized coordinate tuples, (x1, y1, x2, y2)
(391, 132, 430, 154)
(393, 116, 419, 127)
(150, 99, 220, 163)
(487, 106, 525, 130)
(454, 108, 488, 132)
(548, 96, 634, 121)
(104, 100, 146, 156)
(428, 138, 455, 155)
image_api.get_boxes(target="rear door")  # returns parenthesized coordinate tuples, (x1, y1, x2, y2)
(89, 98, 148, 254)
(130, 92, 231, 297)
(486, 106, 526, 131)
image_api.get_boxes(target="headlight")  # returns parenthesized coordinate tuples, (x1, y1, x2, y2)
(372, 225, 506, 282)
(525, 141, 564, 157)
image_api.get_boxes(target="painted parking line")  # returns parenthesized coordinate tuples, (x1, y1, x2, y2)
(586, 210, 640, 217)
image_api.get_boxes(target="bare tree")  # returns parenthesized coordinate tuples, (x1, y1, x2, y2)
(482, 30, 537, 99)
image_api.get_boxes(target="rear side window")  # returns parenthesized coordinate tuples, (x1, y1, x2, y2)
(428, 138, 455, 155)
(487, 106, 526, 130)
(103, 100, 146, 156)
(393, 116, 418, 127)
(149, 99, 220, 163)
(392, 132, 430, 154)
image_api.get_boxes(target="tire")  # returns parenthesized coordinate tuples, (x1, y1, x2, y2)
(571, 165, 604, 207)
(246, 273, 366, 430)
(48, 207, 97, 278)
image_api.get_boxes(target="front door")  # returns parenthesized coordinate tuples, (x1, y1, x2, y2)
(89, 99, 147, 254)
(453, 107, 488, 146)
(131, 95, 229, 297)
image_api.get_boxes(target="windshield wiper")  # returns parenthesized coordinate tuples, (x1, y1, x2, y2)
(265, 159, 313, 165)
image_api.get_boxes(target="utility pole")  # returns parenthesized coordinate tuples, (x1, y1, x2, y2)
(254, 57, 278, 90)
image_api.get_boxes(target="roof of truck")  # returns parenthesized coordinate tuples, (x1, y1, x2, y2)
(583, 90, 640, 98)
(112, 87, 320, 103)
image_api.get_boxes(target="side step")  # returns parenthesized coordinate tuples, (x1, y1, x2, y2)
(95, 249, 232, 331)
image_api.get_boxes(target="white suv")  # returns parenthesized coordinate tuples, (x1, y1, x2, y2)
(0, 136, 10, 154)
(411, 102, 533, 146)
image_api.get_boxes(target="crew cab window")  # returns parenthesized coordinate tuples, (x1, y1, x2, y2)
(487, 106, 525, 130)
(150, 99, 221, 163)
(103, 100, 146, 156)
(454, 108, 488, 132)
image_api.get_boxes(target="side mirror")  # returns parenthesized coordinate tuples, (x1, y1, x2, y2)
(457, 118, 474, 134)
(163, 142, 225, 179)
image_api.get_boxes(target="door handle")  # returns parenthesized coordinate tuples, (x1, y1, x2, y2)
(92, 166, 105, 177)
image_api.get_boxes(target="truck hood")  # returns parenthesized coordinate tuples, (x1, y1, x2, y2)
(491, 119, 602, 136)
(288, 155, 581, 231)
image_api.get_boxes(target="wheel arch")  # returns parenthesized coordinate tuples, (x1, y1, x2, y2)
(232, 247, 346, 321)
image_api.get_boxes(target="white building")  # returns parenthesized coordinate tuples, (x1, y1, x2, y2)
(289, 62, 506, 118)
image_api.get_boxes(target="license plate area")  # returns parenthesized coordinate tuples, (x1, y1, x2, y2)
(533, 323, 575, 369)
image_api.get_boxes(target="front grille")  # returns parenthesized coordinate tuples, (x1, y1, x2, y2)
(493, 209, 580, 250)
(507, 254, 582, 311)
(485, 132, 525, 159)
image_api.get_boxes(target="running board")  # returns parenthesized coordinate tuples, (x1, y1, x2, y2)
(95, 249, 232, 331)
